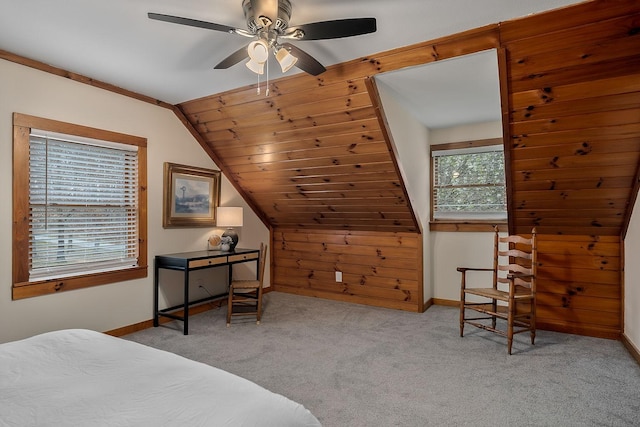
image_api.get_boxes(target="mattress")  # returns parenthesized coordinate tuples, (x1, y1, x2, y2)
(0, 329, 321, 426)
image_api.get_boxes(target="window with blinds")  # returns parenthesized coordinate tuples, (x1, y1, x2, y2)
(432, 144, 506, 219)
(28, 130, 139, 281)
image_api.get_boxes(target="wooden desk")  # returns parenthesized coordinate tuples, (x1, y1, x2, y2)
(154, 248, 260, 334)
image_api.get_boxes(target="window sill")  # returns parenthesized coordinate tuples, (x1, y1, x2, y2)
(429, 220, 507, 232)
(12, 265, 147, 300)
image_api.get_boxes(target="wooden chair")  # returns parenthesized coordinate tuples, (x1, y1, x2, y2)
(458, 226, 537, 354)
(227, 243, 267, 326)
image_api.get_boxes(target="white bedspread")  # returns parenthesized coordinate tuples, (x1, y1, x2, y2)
(0, 329, 321, 427)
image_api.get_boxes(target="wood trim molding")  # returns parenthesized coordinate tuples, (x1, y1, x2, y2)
(0, 49, 173, 109)
(432, 298, 459, 307)
(429, 222, 508, 232)
(496, 47, 515, 235)
(621, 334, 640, 367)
(430, 138, 503, 152)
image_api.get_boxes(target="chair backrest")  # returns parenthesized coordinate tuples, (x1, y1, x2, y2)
(257, 242, 267, 285)
(492, 226, 537, 291)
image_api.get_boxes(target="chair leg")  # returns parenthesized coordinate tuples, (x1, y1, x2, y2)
(530, 298, 536, 345)
(226, 286, 233, 327)
(507, 297, 515, 355)
(256, 287, 263, 325)
(459, 296, 465, 337)
(459, 274, 466, 337)
(491, 299, 497, 330)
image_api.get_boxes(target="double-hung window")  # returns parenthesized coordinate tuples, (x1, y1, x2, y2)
(12, 113, 147, 299)
(431, 139, 507, 222)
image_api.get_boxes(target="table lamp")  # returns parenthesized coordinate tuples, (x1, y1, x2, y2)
(216, 206, 243, 251)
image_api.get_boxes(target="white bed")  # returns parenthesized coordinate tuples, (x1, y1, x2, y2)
(0, 329, 321, 426)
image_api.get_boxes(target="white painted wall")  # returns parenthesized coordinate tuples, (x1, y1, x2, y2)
(375, 80, 432, 301)
(624, 195, 640, 353)
(376, 75, 506, 306)
(0, 59, 268, 343)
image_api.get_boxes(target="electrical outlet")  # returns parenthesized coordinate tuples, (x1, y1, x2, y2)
(335, 271, 342, 282)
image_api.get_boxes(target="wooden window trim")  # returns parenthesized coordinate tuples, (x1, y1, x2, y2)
(12, 113, 148, 299)
(430, 138, 506, 232)
(429, 221, 507, 232)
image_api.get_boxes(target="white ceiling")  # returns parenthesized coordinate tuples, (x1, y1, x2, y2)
(0, 0, 583, 108)
(377, 49, 502, 129)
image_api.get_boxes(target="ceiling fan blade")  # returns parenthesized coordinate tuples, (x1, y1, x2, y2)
(214, 45, 249, 69)
(286, 18, 376, 41)
(282, 43, 326, 76)
(148, 12, 237, 34)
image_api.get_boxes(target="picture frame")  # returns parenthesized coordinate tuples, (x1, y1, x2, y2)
(163, 162, 221, 228)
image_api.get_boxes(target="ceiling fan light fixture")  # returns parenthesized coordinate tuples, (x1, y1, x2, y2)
(247, 39, 269, 63)
(246, 39, 269, 75)
(275, 46, 297, 73)
(245, 58, 265, 74)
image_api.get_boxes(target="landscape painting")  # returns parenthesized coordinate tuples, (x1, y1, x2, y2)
(163, 163, 221, 228)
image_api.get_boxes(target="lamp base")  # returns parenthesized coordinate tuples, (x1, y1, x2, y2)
(222, 228, 238, 251)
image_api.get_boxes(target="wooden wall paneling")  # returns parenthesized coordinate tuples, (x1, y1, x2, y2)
(175, 0, 639, 335)
(511, 138, 640, 162)
(272, 229, 422, 311)
(535, 234, 621, 338)
(499, 0, 640, 44)
(508, 56, 640, 95)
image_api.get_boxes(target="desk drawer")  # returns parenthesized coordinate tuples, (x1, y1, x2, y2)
(228, 252, 259, 263)
(189, 257, 228, 269)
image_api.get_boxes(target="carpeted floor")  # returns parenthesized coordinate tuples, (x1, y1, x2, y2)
(126, 292, 640, 426)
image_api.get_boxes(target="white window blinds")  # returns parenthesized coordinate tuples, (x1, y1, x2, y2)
(432, 145, 506, 219)
(28, 130, 139, 281)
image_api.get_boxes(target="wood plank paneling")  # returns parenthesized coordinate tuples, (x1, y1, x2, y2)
(176, 0, 638, 333)
(272, 229, 423, 311)
(504, 3, 640, 237)
(535, 234, 621, 338)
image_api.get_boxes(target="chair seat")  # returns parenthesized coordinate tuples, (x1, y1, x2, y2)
(231, 279, 261, 290)
(464, 285, 534, 301)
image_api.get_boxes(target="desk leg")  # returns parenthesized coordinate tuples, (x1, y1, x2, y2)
(153, 260, 159, 327)
(183, 269, 190, 335)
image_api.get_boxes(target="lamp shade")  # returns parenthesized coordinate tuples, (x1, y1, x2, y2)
(247, 40, 269, 63)
(246, 59, 265, 74)
(276, 46, 297, 73)
(246, 39, 269, 75)
(217, 207, 243, 227)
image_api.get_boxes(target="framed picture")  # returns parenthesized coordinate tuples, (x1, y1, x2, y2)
(163, 162, 221, 228)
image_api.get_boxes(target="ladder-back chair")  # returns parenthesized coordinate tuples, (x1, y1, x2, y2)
(458, 226, 537, 354)
(226, 243, 267, 326)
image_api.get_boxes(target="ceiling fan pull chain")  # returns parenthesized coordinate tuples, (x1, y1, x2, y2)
(265, 58, 270, 97)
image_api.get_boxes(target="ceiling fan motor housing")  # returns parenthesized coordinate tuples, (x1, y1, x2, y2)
(242, 0, 292, 33)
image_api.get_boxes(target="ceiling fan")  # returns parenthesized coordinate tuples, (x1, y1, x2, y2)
(148, 0, 376, 77)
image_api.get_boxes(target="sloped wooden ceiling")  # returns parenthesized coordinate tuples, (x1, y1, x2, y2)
(178, 0, 640, 239)
(177, 26, 503, 234)
(178, 66, 419, 233)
